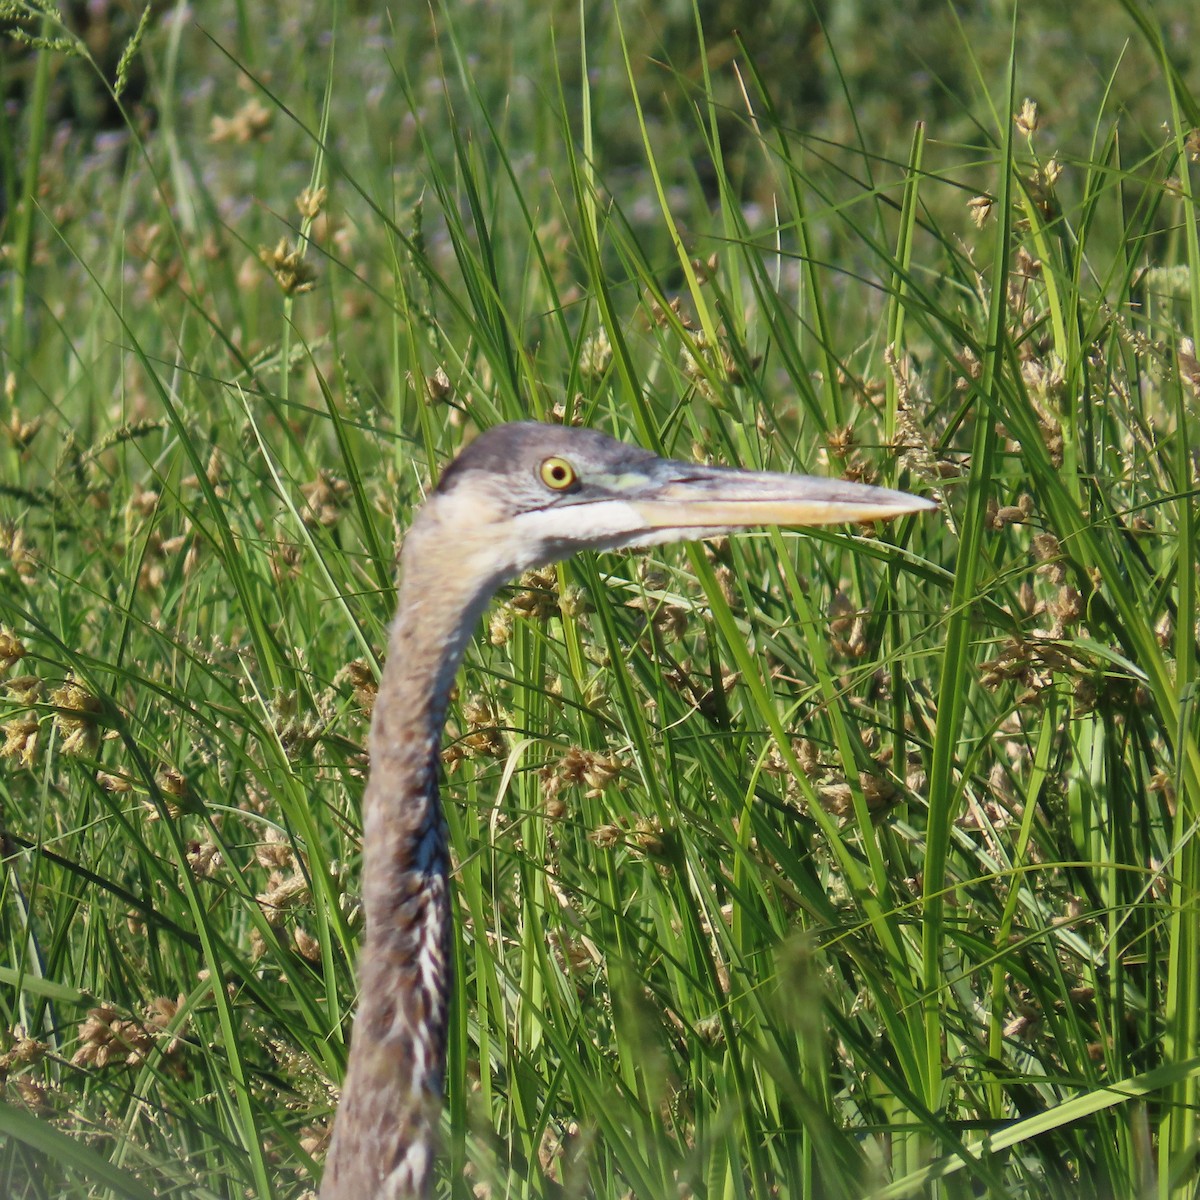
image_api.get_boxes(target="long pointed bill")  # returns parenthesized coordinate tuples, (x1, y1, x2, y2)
(627, 463, 937, 532)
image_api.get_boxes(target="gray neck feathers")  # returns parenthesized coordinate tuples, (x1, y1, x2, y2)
(321, 510, 496, 1200)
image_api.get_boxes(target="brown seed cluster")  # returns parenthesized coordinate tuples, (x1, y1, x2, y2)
(764, 736, 908, 821)
(816, 771, 898, 820)
(296, 186, 327, 221)
(987, 493, 1034, 530)
(0, 522, 37, 586)
(1, 700, 40, 767)
(1014, 98, 1040, 138)
(186, 840, 222, 878)
(489, 567, 567, 646)
(300, 471, 351, 528)
(579, 330, 613, 380)
(827, 589, 870, 660)
(256, 833, 312, 931)
(270, 689, 330, 760)
(0, 628, 26, 672)
(2, 404, 42, 455)
(641, 267, 761, 400)
(679, 328, 760, 395)
(548, 393, 586, 426)
(967, 195, 993, 227)
(441, 695, 507, 768)
(340, 659, 379, 715)
(72, 996, 187, 1071)
(49, 677, 101, 757)
(625, 593, 691, 643)
(507, 568, 560, 622)
(0, 1032, 49, 1112)
(259, 238, 318, 296)
(542, 747, 626, 809)
(208, 97, 273, 143)
(0, 1033, 46, 1080)
(589, 814, 667, 861)
(979, 637, 1066, 695)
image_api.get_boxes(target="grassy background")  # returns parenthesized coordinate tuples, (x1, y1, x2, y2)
(2, 1, 1199, 1197)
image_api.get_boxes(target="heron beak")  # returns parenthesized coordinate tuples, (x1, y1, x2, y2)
(626, 462, 938, 531)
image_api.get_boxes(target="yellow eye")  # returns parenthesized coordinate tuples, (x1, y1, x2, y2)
(539, 456, 577, 490)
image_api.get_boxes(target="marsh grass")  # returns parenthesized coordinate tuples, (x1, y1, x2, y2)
(1, 1, 1199, 1197)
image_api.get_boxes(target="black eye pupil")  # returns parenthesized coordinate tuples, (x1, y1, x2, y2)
(552, 466, 565, 479)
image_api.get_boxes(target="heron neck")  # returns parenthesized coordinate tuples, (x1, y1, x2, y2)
(323, 526, 494, 1200)
(361, 566, 476, 938)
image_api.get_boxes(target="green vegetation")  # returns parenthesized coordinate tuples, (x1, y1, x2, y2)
(1, 1, 1199, 1197)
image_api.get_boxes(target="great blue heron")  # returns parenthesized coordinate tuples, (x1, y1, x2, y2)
(320, 421, 935, 1199)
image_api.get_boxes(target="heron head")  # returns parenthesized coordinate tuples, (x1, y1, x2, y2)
(412, 422, 935, 593)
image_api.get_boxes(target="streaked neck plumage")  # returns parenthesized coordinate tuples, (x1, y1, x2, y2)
(321, 500, 500, 1200)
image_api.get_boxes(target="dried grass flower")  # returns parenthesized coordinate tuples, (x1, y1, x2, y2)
(50, 677, 101, 757)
